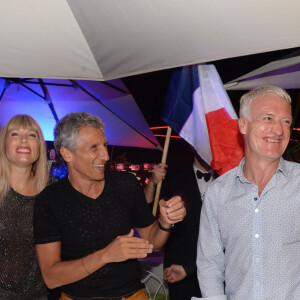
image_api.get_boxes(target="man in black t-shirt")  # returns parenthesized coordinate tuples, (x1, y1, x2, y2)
(33, 112, 186, 300)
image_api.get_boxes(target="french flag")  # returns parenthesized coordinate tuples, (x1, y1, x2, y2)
(162, 64, 244, 175)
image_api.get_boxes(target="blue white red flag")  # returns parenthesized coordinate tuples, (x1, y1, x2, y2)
(162, 64, 244, 175)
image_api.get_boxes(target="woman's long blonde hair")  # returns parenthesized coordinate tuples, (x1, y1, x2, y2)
(0, 115, 48, 204)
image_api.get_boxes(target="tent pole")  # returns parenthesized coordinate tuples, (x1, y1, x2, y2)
(18, 79, 60, 123)
(70, 80, 161, 149)
(38, 79, 59, 123)
(0, 81, 8, 102)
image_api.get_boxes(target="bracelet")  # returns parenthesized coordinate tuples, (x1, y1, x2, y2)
(158, 217, 174, 232)
(82, 257, 91, 275)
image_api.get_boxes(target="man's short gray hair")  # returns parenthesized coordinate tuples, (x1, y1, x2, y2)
(54, 112, 105, 159)
(239, 86, 292, 120)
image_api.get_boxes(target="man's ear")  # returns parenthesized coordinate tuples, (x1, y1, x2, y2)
(238, 116, 247, 135)
(60, 146, 73, 163)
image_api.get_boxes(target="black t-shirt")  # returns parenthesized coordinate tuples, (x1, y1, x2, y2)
(34, 171, 155, 298)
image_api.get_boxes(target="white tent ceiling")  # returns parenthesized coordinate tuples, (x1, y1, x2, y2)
(1, 0, 300, 81)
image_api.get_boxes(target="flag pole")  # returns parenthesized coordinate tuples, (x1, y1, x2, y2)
(152, 126, 172, 216)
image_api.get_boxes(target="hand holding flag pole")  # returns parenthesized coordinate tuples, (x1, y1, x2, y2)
(152, 126, 172, 216)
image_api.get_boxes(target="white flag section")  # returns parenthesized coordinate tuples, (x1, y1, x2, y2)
(198, 64, 237, 119)
(180, 84, 212, 166)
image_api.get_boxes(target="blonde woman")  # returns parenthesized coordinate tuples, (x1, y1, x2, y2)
(0, 115, 49, 299)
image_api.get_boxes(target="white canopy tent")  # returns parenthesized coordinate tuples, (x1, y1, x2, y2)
(0, 0, 300, 81)
(224, 50, 300, 90)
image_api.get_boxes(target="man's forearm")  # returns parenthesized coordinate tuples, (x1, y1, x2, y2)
(143, 179, 156, 204)
(37, 230, 153, 289)
(148, 219, 171, 251)
(38, 247, 107, 289)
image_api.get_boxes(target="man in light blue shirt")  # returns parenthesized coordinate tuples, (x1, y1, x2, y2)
(194, 86, 300, 300)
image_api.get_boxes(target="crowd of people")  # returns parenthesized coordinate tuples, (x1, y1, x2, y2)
(1, 85, 300, 300)
(50, 150, 158, 187)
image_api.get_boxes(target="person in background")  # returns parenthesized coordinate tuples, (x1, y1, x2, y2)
(146, 150, 215, 300)
(163, 151, 215, 300)
(33, 112, 186, 300)
(0, 115, 49, 299)
(113, 154, 131, 172)
(144, 162, 167, 205)
(195, 86, 300, 300)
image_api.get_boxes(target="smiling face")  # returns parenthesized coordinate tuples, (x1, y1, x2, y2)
(62, 126, 110, 184)
(5, 127, 40, 169)
(239, 93, 292, 164)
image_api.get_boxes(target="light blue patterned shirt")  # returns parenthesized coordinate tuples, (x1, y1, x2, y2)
(195, 158, 300, 300)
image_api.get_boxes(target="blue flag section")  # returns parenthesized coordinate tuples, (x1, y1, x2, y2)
(162, 66, 199, 134)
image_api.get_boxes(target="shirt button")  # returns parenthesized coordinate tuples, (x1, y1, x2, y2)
(255, 208, 259, 213)
(256, 282, 260, 286)
(255, 234, 260, 238)
(256, 258, 260, 262)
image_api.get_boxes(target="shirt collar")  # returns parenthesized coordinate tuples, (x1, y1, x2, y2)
(277, 157, 289, 178)
(236, 156, 288, 183)
(236, 157, 247, 183)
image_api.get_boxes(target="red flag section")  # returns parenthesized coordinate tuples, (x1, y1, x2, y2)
(206, 108, 244, 175)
